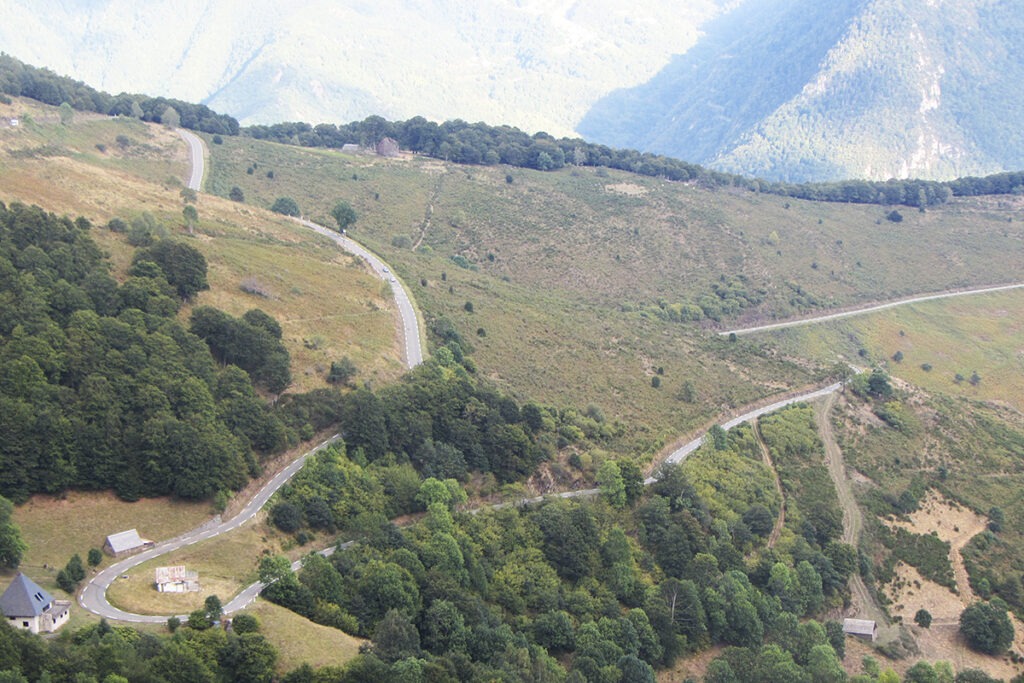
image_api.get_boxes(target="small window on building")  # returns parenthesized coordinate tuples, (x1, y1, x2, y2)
(22, 621, 28, 627)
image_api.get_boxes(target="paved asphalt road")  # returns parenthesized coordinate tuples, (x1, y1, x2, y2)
(83, 377, 848, 621)
(177, 129, 205, 191)
(721, 282, 1024, 337)
(295, 218, 424, 369)
(80, 132, 424, 622)
(79, 436, 341, 622)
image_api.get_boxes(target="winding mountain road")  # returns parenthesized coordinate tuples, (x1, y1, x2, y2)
(721, 282, 1024, 337)
(80, 131, 853, 623)
(79, 436, 341, 622)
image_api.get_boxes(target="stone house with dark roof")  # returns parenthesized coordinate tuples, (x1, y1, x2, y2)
(0, 573, 70, 634)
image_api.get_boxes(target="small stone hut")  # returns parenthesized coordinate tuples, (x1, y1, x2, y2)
(375, 137, 400, 157)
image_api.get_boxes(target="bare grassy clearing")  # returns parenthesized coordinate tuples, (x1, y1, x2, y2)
(13, 491, 212, 572)
(605, 182, 648, 196)
(244, 599, 364, 672)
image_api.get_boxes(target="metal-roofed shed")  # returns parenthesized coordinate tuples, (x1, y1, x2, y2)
(843, 618, 877, 641)
(103, 529, 151, 557)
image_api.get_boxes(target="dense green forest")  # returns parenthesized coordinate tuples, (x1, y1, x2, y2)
(0, 202, 283, 501)
(0, 201, 600, 504)
(258, 437, 859, 682)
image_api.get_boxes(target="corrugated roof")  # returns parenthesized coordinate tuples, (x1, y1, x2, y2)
(843, 618, 876, 635)
(106, 529, 144, 553)
(0, 573, 53, 617)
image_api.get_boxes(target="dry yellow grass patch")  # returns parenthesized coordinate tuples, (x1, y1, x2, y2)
(13, 491, 213, 571)
(245, 599, 365, 673)
(881, 491, 1024, 679)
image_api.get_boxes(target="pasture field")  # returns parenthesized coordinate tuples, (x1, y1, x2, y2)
(246, 599, 364, 673)
(204, 132, 1024, 456)
(767, 288, 1024, 411)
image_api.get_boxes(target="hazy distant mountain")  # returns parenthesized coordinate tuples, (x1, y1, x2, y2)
(580, 0, 1024, 182)
(0, 0, 727, 137)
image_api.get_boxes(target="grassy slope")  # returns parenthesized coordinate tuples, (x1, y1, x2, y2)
(246, 599, 364, 673)
(205, 133, 1024, 456)
(0, 98, 403, 393)
(765, 289, 1024, 412)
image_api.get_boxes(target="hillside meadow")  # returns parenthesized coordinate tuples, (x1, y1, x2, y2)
(2, 96, 1024, 680)
(204, 131, 1024, 456)
(0, 97, 404, 393)
(764, 288, 1024, 412)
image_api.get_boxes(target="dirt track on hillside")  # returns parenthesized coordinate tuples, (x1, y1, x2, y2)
(752, 418, 785, 549)
(815, 393, 899, 644)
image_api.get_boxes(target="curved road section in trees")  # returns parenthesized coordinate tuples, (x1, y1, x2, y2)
(81, 379, 848, 622)
(79, 436, 342, 623)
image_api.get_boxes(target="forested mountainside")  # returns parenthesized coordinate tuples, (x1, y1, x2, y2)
(580, 0, 1024, 182)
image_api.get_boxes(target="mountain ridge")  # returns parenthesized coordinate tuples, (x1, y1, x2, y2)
(580, 0, 1024, 182)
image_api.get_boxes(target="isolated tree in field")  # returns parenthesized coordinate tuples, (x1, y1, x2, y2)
(959, 600, 1014, 654)
(270, 197, 300, 217)
(988, 506, 1004, 533)
(180, 187, 197, 203)
(914, 608, 932, 628)
(87, 548, 103, 567)
(229, 186, 245, 202)
(327, 357, 357, 386)
(183, 204, 198, 234)
(331, 201, 357, 232)
(58, 101, 74, 125)
(867, 369, 893, 398)
(161, 106, 180, 128)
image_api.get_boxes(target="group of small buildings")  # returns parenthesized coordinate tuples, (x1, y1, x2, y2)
(0, 528, 199, 634)
(341, 137, 401, 157)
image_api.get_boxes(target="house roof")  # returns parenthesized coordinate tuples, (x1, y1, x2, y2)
(0, 573, 53, 617)
(106, 529, 145, 553)
(842, 618, 877, 635)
